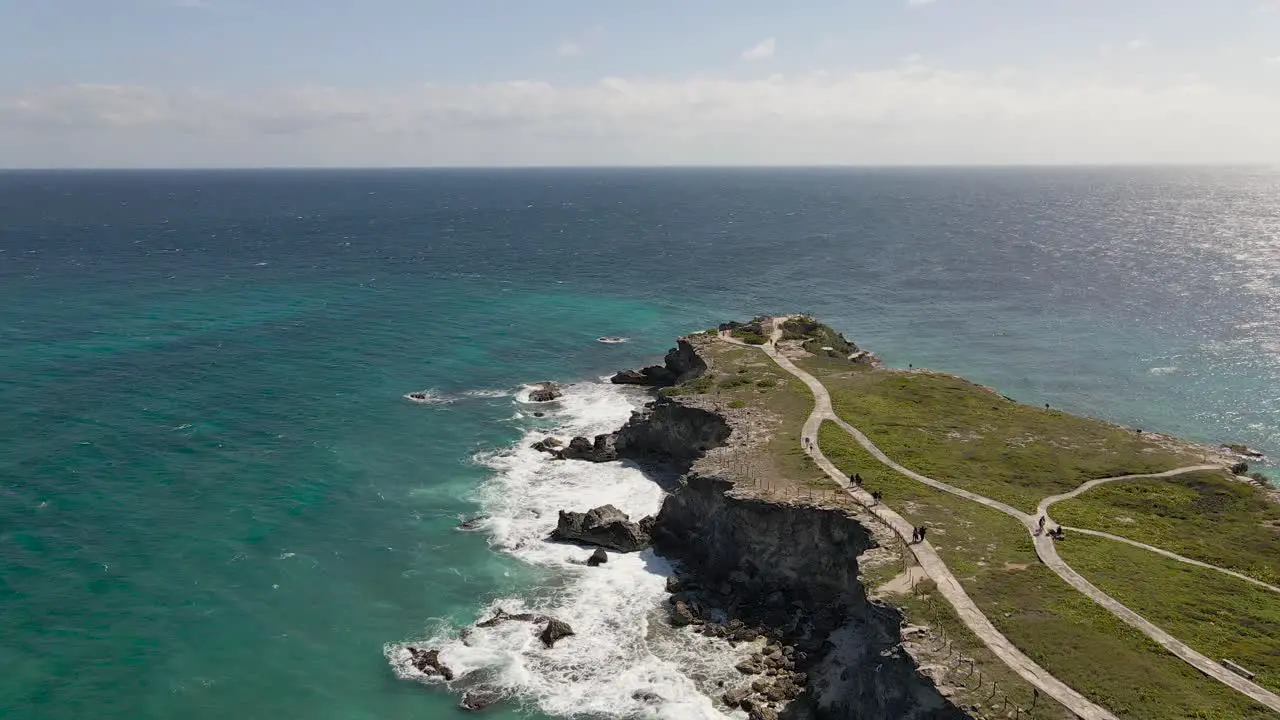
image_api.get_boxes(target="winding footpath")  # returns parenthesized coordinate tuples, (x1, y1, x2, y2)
(726, 320, 1280, 716)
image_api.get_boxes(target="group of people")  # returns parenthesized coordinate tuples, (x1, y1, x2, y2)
(1036, 515, 1066, 540)
(911, 525, 928, 544)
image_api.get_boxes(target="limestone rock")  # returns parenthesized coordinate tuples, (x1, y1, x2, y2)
(551, 505, 650, 552)
(528, 382, 563, 403)
(406, 646, 454, 681)
(539, 618, 575, 648)
(722, 686, 751, 708)
(665, 576, 683, 593)
(556, 434, 618, 462)
(748, 707, 779, 720)
(671, 600, 695, 627)
(587, 548, 609, 567)
(530, 437, 563, 453)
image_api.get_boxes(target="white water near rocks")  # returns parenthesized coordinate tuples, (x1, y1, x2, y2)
(387, 382, 754, 719)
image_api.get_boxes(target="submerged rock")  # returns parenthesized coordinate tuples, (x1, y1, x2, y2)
(528, 382, 563, 403)
(551, 504, 650, 552)
(587, 548, 609, 566)
(459, 689, 502, 711)
(539, 618, 575, 648)
(723, 686, 752, 708)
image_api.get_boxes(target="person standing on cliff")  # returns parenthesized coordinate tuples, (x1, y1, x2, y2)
(1037, 515, 1047, 535)
(918, 526, 928, 543)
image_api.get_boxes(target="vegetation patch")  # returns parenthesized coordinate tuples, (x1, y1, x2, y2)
(818, 421, 1274, 719)
(729, 328, 768, 345)
(1058, 533, 1280, 694)
(808, 366, 1203, 512)
(1053, 472, 1280, 584)
(781, 315, 856, 357)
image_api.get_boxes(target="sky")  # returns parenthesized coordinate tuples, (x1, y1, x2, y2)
(1, 0, 1279, 168)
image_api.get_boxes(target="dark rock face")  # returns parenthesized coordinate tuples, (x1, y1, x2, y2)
(610, 339, 707, 387)
(611, 366, 677, 386)
(459, 689, 502, 711)
(654, 472, 965, 720)
(528, 382, 563, 402)
(539, 618, 575, 648)
(406, 646, 454, 681)
(671, 600, 696, 627)
(531, 437, 563, 453)
(587, 548, 609, 566)
(555, 434, 618, 462)
(615, 398, 731, 463)
(551, 504, 650, 552)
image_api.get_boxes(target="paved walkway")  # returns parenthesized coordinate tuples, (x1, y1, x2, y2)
(1039, 474, 1280, 595)
(728, 318, 1280, 715)
(1057, 527, 1280, 596)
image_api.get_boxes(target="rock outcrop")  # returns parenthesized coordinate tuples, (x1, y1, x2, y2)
(614, 398, 731, 463)
(654, 472, 964, 719)
(556, 434, 618, 462)
(530, 437, 563, 453)
(539, 618, 575, 648)
(587, 548, 609, 566)
(528, 382, 563, 402)
(610, 338, 707, 387)
(551, 504, 652, 552)
(406, 646, 454, 681)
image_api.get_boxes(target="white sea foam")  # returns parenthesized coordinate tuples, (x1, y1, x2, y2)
(1148, 366, 1180, 376)
(404, 389, 454, 405)
(463, 389, 512, 399)
(387, 381, 748, 719)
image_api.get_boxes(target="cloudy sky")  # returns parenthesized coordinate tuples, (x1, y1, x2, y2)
(2, 0, 1279, 168)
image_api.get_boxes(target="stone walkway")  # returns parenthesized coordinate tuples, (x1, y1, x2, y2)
(727, 318, 1280, 716)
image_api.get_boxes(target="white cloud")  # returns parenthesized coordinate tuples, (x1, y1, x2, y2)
(906, 0, 937, 7)
(556, 41, 584, 58)
(1127, 37, 1149, 50)
(3, 67, 1279, 167)
(741, 38, 776, 61)
(1267, 55, 1280, 65)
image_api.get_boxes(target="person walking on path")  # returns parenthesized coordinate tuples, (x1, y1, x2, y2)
(918, 525, 928, 543)
(1038, 515, 1047, 535)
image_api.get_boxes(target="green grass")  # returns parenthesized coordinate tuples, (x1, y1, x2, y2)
(819, 421, 1276, 719)
(808, 366, 1205, 512)
(1053, 472, 1280, 585)
(1059, 533, 1280, 695)
(729, 328, 768, 345)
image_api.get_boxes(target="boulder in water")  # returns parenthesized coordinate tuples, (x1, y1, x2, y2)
(610, 366, 677, 386)
(556, 434, 617, 462)
(671, 600, 695, 627)
(406, 646, 454, 681)
(723, 686, 752, 708)
(539, 618, 575, 648)
(528, 382, 563, 403)
(459, 689, 502, 712)
(587, 548, 609, 566)
(530, 437, 563, 453)
(551, 504, 651, 552)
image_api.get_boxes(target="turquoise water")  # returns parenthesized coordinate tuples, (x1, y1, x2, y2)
(1, 168, 1276, 719)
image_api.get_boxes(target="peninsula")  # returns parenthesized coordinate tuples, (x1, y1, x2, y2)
(417, 316, 1280, 720)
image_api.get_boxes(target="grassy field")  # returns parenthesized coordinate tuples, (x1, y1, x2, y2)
(1058, 533, 1280, 695)
(1052, 472, 1280, 585)
(805, 363, 1206, 512)
(818, 420, 1276, 719)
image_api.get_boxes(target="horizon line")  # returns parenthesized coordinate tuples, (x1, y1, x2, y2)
(1, 162, 1275, 173)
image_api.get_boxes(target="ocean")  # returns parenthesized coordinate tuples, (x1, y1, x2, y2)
(0, 167, 1276, 720)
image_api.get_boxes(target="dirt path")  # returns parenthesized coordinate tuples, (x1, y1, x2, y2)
(726, 318, 1280, 715)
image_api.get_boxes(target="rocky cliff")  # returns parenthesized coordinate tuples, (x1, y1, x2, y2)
(608, 339, 963, 719)
(653, 474, 964, 720)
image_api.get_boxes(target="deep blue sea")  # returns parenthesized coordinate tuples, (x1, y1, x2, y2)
(1, 168, 1277, 720)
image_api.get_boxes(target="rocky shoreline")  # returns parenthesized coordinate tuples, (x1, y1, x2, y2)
(523, 335, 961, 718)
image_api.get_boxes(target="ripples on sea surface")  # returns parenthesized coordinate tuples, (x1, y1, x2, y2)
(0, 167, 1276, 719)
